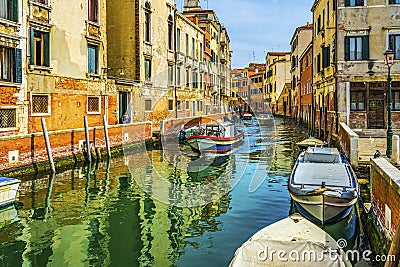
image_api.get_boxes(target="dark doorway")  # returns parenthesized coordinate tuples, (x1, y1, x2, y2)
(119, 92, 129, 124)
(368, 90, 385, 129)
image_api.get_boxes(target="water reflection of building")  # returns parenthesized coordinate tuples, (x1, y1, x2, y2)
(2, 151, 233, 266)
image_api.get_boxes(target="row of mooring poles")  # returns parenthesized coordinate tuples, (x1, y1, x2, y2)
(41, 115, 112, 173)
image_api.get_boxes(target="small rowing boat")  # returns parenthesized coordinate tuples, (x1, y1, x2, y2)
(0, 177, 21, 207)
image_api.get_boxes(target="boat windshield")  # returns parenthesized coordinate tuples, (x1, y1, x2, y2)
(303, 147, 341, 163)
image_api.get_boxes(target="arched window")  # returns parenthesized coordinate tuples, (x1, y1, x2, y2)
(144, 2, 151, 42)
(168, 15, 173, 50)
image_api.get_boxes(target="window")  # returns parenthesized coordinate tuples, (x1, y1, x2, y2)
(394, 91, 400, 110)
(389, 34, 400, 59)
(345, 36, 369, 61)
(176, 66, 181, 86)
(87, 96, 100, 114)
(168, 15, 173, 50)
(168, 99, 174, 111)
(192, 37, 195, 58)
(350, 91, 365, 111)
(0, 0, 18, 22)
(322, 45, 330, 68)
(144, 2, 151, 42)
(186, 100, 190, 110)
(30, 29, 50, 67)
(317, 54, 321, 73)
(0, 109, 16, 128)
(198, 100, 203, 111)
(168, 65, 173, 85)
(31, 94, 50, 115)
(186, 69, 190, 87)
(145, 58, 151, 81)
(0, 47, 21, 83)
(199, 43, 203, 61)
(88, 0, 98, 22)
(389, 0, 400, 3)
(176, 28, 181, 52)
(177, 100, 182, 110)
(145, 99, 152, 111)
(192, 71, 198, 89)
(33, 0, 48, 4)
(345, 0, 364, 6)
(88, 44, 98, 74)
(185, 34, 189, 55)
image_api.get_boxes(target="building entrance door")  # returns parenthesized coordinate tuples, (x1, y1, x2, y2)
(368, 90, 385, 129)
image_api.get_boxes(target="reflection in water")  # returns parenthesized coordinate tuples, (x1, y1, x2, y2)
(0, 118, 346, 267)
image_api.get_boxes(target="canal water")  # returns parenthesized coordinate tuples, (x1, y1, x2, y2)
(1, 118, 312, 266)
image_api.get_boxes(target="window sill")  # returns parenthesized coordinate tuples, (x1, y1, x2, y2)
(29, 65, 52, 73)
(0, 127, 18, 132)
(86, 73, 101, 79)
(31, 113, 51, 117)
(0, 81, 22, 87)
(0, 18, 20, 28)
(87, 112, 101, 115)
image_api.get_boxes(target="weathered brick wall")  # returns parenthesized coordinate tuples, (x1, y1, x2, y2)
(349, 111, 368, 129)
(371, 158, 400, 240)
(0, 122, 151, 172)
(393, 111, 400, 129)
(0, 86, 18, 105)
(28, 93, 119, 133)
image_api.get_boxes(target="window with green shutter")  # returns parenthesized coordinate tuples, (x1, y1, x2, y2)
(30, 28, 50, 67)
(0, 0, 18, 22)
(88, 44, 98, 74)
(389, 34, 400, 59)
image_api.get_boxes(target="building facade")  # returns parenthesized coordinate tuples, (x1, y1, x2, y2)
(299, 42, 314, 129)
(290, 23, 313, 120)
(336, 0, 400, 131)
(265, 52, 291, 114)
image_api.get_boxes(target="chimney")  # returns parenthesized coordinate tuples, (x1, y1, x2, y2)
(184, 0, 201, 11)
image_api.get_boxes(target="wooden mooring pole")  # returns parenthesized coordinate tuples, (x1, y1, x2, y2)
(41, 118, 55, 173)
(84, 116, 92, 163)
(103, 115, 111, 158)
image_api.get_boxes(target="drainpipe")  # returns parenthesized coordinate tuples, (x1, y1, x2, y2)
(174, 8, 178, 118)
(334, 0, 339, 133)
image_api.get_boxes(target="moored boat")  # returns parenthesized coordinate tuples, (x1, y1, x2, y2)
(241, 112, 253, 120)
(187, 122, 244, 153)
(288, 147, 358, 225)
(296, 137, 325, 151)
(230, 214, 351, 266)
(256, 113, 274, 127)
(0, 177, 21, 207)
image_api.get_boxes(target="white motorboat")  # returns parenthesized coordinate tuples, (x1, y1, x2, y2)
(230, 214, 351, 266)
(0, 177, 21, 207)
(288, 147, 358, 225)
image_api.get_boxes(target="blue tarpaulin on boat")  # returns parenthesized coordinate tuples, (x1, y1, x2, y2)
(0, 177, 17, 183)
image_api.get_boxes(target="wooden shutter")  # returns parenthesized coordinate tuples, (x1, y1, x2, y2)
(362, 35, 369, 60)
(344, 36, 350, 61)
(13, 48, 22, 83)
(345, 0, 350, 6)
(389, 34, 395, 51)
(44, 32, 50, 67)
(11, 0, 18, 22)
(30, 28, 34, 65)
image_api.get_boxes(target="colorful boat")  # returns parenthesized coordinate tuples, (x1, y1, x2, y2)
(0, 177, 21, 207)
(256, 113, 274, 127)
(187, 123, 244, 153)
(288, 147, 358, 225)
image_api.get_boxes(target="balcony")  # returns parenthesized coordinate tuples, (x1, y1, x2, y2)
(193, 59, 199, 70)
(177, 52, 185, 64)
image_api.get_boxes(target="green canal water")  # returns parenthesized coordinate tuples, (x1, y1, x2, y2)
(0, 118, 349, 266)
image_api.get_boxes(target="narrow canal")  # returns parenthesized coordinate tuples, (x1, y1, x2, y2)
(1, 118, 309, 266)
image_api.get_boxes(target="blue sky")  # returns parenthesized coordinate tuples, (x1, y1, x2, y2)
(178, 0, 313, 68)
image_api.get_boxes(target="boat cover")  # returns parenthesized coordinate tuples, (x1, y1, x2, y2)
(293, 163, 351, 187)
(230, 215, 351, 266)
(304, 147, 341, 163)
